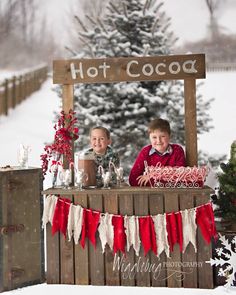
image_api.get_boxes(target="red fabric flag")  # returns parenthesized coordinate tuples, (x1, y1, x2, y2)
(112, 215, 126, 254)
(139, 216, 157, 256)
(196, 203, 218, 244)
(166, 212, 183, 252)
(52, 197, 71, 238)
(80, 209, 100, 248)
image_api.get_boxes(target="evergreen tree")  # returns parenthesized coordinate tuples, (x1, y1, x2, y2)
(69, 0, 213, 171)
(213, 141, 236, 225)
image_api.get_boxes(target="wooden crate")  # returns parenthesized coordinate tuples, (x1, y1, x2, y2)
(0, 167, 45, 292)
(43, 186, 214, 289)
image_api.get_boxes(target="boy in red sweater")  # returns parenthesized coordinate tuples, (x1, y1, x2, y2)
(129, 118, 186, 186)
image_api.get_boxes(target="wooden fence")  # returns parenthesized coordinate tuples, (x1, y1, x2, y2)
(0, 65, 48, 116)
(206, 62, 236, 72)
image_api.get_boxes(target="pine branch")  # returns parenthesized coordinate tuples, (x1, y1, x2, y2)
(78, 32, 91, 41)
(85, 14, 97, 26)
(162, 23, 171, 33)
(78, 36, 95, 58)
(64, 46, 77, 56)
(74, 15, 88, 32)
(151, 18, 159, 36)
(122, 2, 128, 18)
(97, 17, 108, 34)
(143, 44, 150, 56)
(153, 2, 164, 14)
(109, 2, 120, 15)
(143, 0, 149, 16)
(147, 0, 152, 10)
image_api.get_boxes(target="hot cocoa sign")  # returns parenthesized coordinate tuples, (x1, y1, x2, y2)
(53, 54, 205, 84)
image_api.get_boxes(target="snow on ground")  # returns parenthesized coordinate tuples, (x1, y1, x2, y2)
(0, 77, 61, 188)
(198, 71, 236, 159)
(1, 283, 235, 295)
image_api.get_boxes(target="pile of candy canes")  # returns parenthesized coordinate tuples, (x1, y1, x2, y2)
(144, 162, 209, 188)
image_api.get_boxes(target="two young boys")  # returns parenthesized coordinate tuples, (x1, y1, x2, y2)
(86, 118, 186, 187)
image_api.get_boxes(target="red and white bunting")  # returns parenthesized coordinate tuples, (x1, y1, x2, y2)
(98, 213, 114, 253)
(152, 214, 170, 257)
(42, 195, 218, 257)
(124, 215, 140, 256)
(42, 195, 58, 227)
(67, 204, 84, 244)
(182, 208, 197, 252)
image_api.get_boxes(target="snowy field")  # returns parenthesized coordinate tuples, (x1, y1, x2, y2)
(1, 283, 233, 295)
(198, 71, 236, 159)
(0, 74, 236, 294)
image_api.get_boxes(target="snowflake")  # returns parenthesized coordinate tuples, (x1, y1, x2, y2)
(208, 234, 236, 288)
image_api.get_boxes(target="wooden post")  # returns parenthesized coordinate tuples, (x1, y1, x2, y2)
(4, 79, 8, 116)
(12, 76, 16, 108)
(62, 84, 74, 171)
(184, 78, 198, 166)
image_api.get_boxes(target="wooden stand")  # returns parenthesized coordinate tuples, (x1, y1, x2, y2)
(43, 185, 214, 289)
(0, 168, 45, 292)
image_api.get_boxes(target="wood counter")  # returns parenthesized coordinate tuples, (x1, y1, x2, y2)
(42, 185, 214, 289)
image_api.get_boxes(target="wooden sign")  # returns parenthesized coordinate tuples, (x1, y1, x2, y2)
(53, 54, 205, 84)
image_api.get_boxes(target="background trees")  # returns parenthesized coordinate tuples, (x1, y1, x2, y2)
(64, 0, 215, 171)
(0, 0, 59, 68)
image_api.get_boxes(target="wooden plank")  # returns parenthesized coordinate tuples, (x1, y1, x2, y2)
(119, 193, 135, 286)
(134, 193, 151, 287)
(88, 194, 104, 285)
(179, 193, 198, 288)
(60, 195, 75, 284)
(43, 186, 214, 196)
(62, 84, 74, 113)
(0, 173, 10, 291)
(0, 90, 4, 115)
(46, 224, 60, 284)
(74, 193, 89, 285)
(53, 54, 205, 84)
(184, 78, 198, 166)
(103, 192, 120, 286)
(164, 192, 182, 288)
(62, 84, 74, 170)
(149, 193, 167, 287)
(195, 193, 214, 289)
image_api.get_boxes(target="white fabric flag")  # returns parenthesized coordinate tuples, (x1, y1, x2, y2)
(124, 215, 140, 256)
(98, 213, 114, 253)
(67, 204, 84, 244)
(42, 194, 58, 228)
(182, 208, 197, 252)
(152, 213, 170, 258)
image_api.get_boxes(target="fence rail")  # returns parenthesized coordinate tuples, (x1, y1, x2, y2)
(206, 62, 236, 72)
(0, 65, 48, 116)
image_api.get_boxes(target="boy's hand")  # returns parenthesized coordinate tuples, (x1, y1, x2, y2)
(136, 175, 150, 186)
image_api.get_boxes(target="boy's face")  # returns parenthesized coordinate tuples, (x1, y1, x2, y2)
(90, 129, 111, 155)
(149, 129, 170, 154)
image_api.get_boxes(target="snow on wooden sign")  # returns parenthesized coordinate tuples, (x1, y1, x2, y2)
(53, 54, 205, 84)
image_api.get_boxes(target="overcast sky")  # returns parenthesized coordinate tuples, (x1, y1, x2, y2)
(42, 0, 236, 47)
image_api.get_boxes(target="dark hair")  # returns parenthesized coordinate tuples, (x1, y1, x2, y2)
(89, 126, 111, 139)
(148, 118, 171, 135)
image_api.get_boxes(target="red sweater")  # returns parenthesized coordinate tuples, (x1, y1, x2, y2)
(129, 144, 186, 186)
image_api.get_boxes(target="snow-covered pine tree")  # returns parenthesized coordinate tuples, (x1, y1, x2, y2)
(213, 141, 236, 228)
(69, 0, 213, 171)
